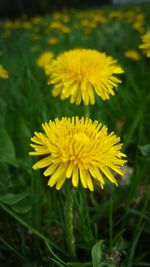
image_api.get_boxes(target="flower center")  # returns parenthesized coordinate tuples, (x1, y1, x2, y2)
(73, 133, 89, 144)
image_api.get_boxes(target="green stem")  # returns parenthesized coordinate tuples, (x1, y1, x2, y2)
(84, 105, 90, 118)
(65, 186, 76, 259)
(109, 194, 113, 253)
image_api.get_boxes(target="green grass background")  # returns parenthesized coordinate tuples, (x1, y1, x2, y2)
(0, 3, 150, 267)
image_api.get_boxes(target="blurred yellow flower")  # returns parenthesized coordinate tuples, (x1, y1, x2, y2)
(139, 31, 150, 58)
(49, 21, 63, 29)
(59, 26, 71, 33)
(32, 16, 42, 24)
(52, 12, 62, 20)
(22, 21, 32, 29)
(0, 65, 9, 79)
(2, 21, 13, 30)
(48, 37, 59, 45)
(62, 15, 70, 23)
(36, 52, 54, 68)
(29, 117, 127, 191)
(109, 11, 124, 20)
(45, 49, 124, 105)
(124, 50, 140, 61)
(132, 13, 145, 33)
(133, 21, 144, 33)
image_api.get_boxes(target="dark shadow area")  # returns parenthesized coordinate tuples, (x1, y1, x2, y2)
(0, 0, 111, 19)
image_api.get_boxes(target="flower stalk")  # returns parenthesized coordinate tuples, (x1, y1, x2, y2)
(65, 186, 76, 259)
(84, 105, 90, 118)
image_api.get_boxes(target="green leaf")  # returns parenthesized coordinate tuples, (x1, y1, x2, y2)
(0, 128, 17, 166)
(0, 163, 10, 186)
(0, 190, 29, 205)
(91, 240, 104, 267)
(14, 115, 31, 158)
(138, 144, 150, 157)
(67, 262, 92, 267)
(12, 203, 31, 214)
(51, 258, 66, 267)
(105, 264, 116, 267)
(0, 97, 6, 124)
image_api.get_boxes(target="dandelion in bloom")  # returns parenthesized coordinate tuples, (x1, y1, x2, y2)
(49, 21, 63, 29)
(45, 49, 124, 105)
(0, 65, 9, 79)
(59, 25, 71, 33)
(139, 31, 150, 57)
(132, 14, 145, 33)
(29, 117, 127, 191)
(48, 37, 59, 45)
(36, 51, 54, 68)
(124, 50, 140, 61)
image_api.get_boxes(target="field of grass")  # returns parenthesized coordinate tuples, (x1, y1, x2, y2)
(0, 3, 150, 267)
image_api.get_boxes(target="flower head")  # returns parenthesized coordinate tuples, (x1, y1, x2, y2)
(36, 51, 54, 68)
(0, 65, 9, 79)
(29, 117, 127, 191)
(45, 49, 124, 105)
(48, 37, 59, 45)
(124, 50, 140, 61)
(139, 31, 150, 57)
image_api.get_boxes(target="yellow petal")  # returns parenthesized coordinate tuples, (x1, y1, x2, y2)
(75, 89, 82, 105)
(31, 136, 43, 145)
(72, 167, 79, 187)
(87, 175, 94, 191)
(81, 80, 89, 105)
(101, 166, 118, 185)
(111, 165, 123, 176)
(32, 155, 52, 170)
(89, 166, 105, 184)
(66, 161, 74, 178)
(79, 169, 88, 188)
(56, 174, 66, 190)
(44, 163, 59, 176)
(29, 150, 49, 156)
(48, 163, 66, 187)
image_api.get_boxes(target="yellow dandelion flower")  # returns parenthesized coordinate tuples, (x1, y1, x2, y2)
(49, 21, 63, 29)
(124, 50, 140, 61)
(52, 12, 62, 20)
(45, 49, 124, 105)
(48, 37, 59, 45)
(22, 21, 32, 30)
(139, 31, 150, 58)
(0, 65, 9, 79)
(132, 13, 145, 33)
(29, 117, 127, 191)
(32, 16, 42, 24)
(133, 21, 144, 34)
(62, 15, 70, 23)
(59, 26, 71, 33)
(2, 21, 13, 29)
(36, 52, 54, 68)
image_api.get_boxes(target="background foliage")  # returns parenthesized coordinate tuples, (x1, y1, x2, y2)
(0, 0, 110, 18)
(0, 2, 150, 267)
